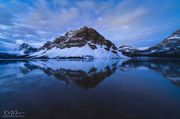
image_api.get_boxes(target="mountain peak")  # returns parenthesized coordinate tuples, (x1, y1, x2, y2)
(80, 26, 89, 30)
(19, 43, 30, 50)
(31, 27, 122, 58)
(19, 43, 37, 55)
(47, 26, 118, 51)
(166, 29, 180, 41)
(172, 29, 180, 36)
(63, 26, 102, 41)
(119, 29, 180, 58)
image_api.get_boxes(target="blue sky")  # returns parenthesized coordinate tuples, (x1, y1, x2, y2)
(0, 0, 180, 52)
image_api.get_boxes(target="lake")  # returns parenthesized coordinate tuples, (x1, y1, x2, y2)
(0, 59, 179, 119)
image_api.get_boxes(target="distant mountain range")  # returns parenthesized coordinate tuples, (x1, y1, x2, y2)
(119, 29, 180, 58)
(0, 26, 179, 59)
(8, 26, 123, 59)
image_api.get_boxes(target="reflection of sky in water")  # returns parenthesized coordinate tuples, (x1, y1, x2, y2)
(0, 59, 180, 119)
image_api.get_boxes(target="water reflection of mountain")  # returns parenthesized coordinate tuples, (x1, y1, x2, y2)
(19, 60, 118, 89)
(0, 59, 179, 89)
(120, 59, 180, 86)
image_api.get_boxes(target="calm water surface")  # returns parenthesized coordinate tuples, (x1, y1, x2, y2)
(0, 59, 179, 119)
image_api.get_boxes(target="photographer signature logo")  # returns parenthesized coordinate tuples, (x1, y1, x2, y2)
(1, 110, 25, 118)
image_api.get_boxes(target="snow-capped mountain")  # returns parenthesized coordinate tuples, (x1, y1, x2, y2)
(30, 26, 123, 58)
(119, 29, 180, 58)
(18, 43, 38, 55)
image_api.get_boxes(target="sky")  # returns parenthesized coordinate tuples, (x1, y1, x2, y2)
(0, 0, 180, 52)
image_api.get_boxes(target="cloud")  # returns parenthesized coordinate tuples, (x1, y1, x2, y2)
(92, 1, 151, 45)
(0, 40, 17, 52)
(0, 0, 82, 48)
(0, 0, 179, 52)
(12, 0, 80, 42)
(0, 32, 5, 39)
(91, 0, 180, 46)
(76, 1, 96, 10)
(96, 7, 146, 29)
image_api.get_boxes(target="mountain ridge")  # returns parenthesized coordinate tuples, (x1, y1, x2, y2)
(0, 27, 179, 59)
(29, 26, 123, 58)
(119, 29, 180, 58)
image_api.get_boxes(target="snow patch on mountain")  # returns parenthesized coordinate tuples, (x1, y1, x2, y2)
(119, 29, 180, 58)
(168, 36, 180, 40)
(31, 44, 124, 58)
(29, 26, 126, 59)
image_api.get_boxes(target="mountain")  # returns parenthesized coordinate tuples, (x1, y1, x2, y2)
(0, 52, 17, 58)
(119, 29, 180, 58)
(30, 26, 123, 58)
(0, 52, 26, 59)
(18, 43, 38, 55)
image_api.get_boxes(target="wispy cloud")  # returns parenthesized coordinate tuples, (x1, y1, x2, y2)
(0, 0, 179, 51)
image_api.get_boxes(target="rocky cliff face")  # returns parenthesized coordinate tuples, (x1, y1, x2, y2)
(30, 26, 122, 58)
(42, 26, 117, 50)
(119, 29, 180, 58)
(19, 43, 38, 55)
